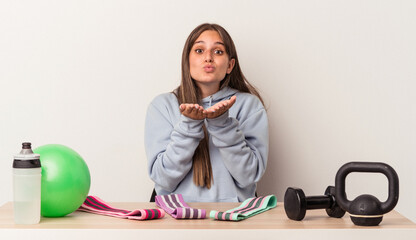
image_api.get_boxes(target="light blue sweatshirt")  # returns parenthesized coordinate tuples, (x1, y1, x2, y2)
(144, 86, 269, 202)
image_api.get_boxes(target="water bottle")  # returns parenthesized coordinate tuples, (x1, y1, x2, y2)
(13, 142, 42, 224)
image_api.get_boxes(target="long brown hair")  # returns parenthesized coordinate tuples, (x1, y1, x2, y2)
(175, 23, 263, 189)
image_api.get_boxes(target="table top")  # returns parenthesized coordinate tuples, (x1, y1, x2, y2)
(1, 201, 415, 230)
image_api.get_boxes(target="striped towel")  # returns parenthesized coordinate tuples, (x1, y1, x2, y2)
(78, 196, 165, 220)
(155, 194, 206, 219)
(210, 195, 277, 221)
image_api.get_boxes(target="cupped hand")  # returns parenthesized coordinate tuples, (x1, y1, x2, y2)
(179, 103, 205, 120)
(204, 96, 236, 119)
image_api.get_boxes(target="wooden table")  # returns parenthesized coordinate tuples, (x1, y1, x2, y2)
(1, 202, 415, 239)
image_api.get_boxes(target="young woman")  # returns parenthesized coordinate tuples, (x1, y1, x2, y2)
(145, 23, 269, 202)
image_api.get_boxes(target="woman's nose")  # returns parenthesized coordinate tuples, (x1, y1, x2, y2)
(204, 52, 213, 62)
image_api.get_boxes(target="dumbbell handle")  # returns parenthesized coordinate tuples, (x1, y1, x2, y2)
(306, 195, 333, 210)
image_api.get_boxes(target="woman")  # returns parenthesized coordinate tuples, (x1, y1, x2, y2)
(145, 23, 268, 202)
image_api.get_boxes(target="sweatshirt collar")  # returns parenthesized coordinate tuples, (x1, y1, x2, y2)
(201, 86, 238, 106)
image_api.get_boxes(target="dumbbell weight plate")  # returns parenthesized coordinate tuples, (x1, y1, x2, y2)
(324, 186, 346, 218)
(284, 187, 307, 221)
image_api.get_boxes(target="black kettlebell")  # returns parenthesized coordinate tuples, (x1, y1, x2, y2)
(335, 162, 399, 226)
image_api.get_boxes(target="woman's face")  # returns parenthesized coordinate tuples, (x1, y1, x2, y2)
(189, 30, 235, 92)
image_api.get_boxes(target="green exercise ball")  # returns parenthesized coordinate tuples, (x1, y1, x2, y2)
(34, 144, 90, 217)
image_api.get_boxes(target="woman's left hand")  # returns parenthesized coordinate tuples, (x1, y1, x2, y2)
(205, 96, 236, 119)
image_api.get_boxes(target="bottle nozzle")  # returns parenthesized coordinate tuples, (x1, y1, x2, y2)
(22, 142, 32, 149)
(19, 142, 34, 155)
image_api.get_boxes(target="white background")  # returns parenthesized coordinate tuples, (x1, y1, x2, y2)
(1, 0, 415, 222)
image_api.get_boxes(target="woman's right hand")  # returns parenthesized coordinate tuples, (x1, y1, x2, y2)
(179, 104, 206, 120)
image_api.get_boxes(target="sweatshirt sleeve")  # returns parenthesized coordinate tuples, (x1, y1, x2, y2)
(205, 98, 269, 188)
(144, 98, 204, 192)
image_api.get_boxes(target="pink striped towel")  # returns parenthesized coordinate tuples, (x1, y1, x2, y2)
(78, 196, 165, 220)
(155, 194, 206, 219)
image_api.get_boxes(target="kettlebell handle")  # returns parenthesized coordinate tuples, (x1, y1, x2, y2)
(335, 162, 399, 214)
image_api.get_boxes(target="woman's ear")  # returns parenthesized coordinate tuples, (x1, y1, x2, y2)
(227, 59, 236, 74)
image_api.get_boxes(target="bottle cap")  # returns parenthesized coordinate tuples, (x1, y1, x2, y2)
(13, 142, 41, 168)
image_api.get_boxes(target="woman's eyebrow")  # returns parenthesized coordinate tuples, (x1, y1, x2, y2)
(194, 41, 225, 46)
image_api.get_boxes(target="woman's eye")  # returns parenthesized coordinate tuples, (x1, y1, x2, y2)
(214, 50, 224, 55)
(195, 49, 203, 53)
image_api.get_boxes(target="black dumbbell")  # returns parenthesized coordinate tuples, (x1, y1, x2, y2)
(284, 186, 346, 221)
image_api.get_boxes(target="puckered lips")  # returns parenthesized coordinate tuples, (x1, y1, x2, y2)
(204, 64, 215, 73)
